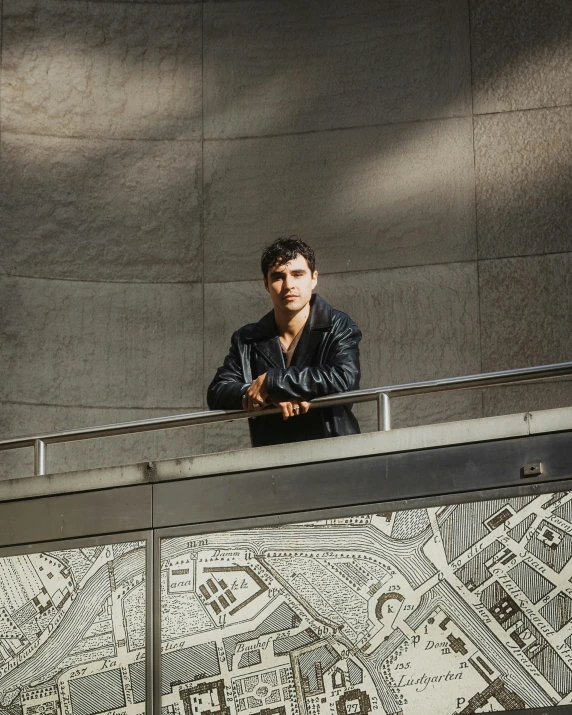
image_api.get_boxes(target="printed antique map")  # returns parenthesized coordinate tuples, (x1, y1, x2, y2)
(0, 540, 146, 715)
(161, 492, 572, 715)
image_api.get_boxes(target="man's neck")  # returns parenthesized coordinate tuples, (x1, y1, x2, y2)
(274, 301, 311, 339)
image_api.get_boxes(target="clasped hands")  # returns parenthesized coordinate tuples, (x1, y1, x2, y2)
(242, 372, 310, 421)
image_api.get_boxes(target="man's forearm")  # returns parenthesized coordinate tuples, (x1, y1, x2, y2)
(266, 362, 360, 401)
(207, 380, 249, 410)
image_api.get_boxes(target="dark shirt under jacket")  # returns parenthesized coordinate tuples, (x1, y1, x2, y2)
(207, 294, 362, 447)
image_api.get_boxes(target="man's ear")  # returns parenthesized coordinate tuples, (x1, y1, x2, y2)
(263, 277, 269, 293)
(312, 270, 318, 290)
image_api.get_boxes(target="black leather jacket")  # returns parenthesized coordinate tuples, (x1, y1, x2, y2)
(207, 294, 362, 447)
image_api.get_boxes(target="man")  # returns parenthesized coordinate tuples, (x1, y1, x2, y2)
(207, 237, 361, 447)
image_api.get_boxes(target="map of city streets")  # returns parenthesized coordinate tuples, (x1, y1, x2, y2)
(0, 540, 146, 715)
(161, 492, 572, 715)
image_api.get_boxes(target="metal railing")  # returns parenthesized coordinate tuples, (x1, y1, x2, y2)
(2, 361, 572, 476)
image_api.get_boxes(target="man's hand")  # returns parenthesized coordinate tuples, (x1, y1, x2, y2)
(242, 374, 310, 420)
(271, 398, 310, 421)
(242, 373, 269, 411)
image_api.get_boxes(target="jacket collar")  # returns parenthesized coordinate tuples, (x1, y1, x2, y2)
(249, 294, 331, 369)
(308, 293, 332, 330)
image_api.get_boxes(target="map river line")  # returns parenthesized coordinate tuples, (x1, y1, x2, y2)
(0, 541, 146, 715)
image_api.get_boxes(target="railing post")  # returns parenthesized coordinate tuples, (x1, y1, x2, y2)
(377, 393, 391, 432)
(34, 439, 46, 476)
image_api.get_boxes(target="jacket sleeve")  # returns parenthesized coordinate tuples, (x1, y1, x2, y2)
(207, 331, 250, 410)
(265, 318, 361, 401)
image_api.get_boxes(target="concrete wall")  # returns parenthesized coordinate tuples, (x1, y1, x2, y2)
(1, 0, 571, 476)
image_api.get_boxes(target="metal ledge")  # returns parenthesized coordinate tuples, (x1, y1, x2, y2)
(0, 406, 570, 504)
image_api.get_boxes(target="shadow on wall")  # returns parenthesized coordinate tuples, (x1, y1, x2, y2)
(201, 0, 472, 137)
(0, 0, 476, 282)
(1, 0, 203, 141)
(470, 0, 572, 113)
(2, 0, 572, 284)
(1, 0, 203, 283)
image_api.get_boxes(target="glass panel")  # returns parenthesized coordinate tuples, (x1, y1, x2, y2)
(160, 491, 572, 714)
(0, 539, 147, 715)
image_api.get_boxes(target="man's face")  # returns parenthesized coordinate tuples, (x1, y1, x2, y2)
(264, 254, 318, 315)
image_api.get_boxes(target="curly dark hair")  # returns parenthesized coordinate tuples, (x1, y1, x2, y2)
(261, 236, 316, 279)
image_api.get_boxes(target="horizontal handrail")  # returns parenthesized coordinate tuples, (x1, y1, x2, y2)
(1, 361, 572, 476)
